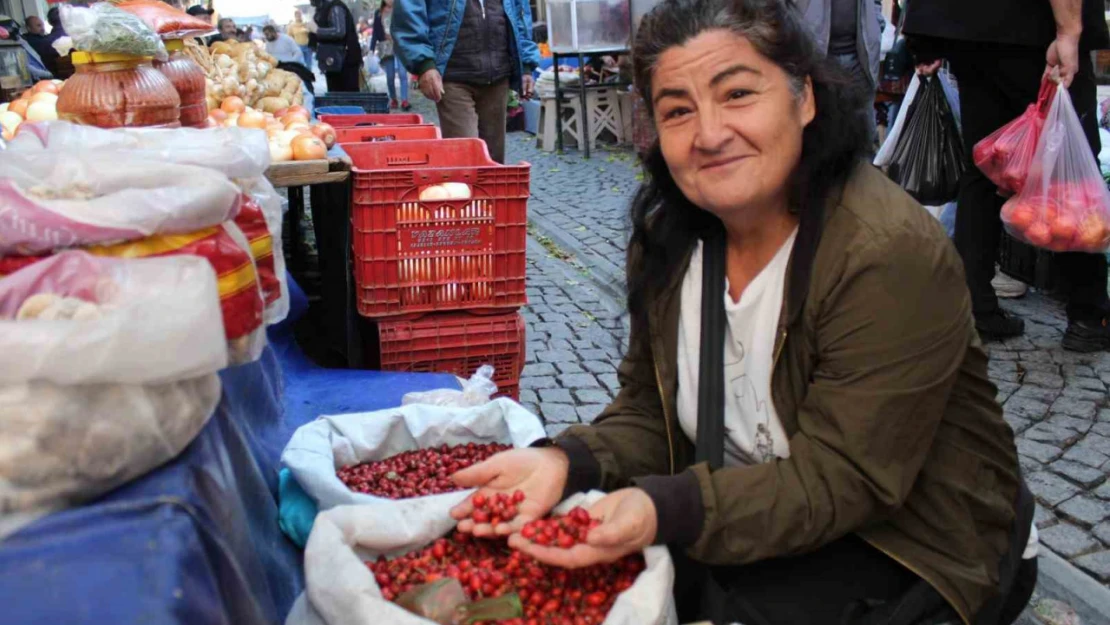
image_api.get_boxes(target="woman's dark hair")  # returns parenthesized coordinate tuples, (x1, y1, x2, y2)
(626, 0, 871, 337)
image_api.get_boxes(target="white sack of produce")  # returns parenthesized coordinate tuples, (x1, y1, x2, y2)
(0, 251, 227, 385)
(0, 251, 226, 538)
(7, 122, 289, 325)
(287, 492, 678, 625)
(0, 152, 241, 256)
(282, 398, 546, 516)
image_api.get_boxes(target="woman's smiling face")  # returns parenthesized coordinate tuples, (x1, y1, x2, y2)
(651, 29, 815, 219)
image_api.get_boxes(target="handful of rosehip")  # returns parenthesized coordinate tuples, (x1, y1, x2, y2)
(336, 443, 512, 500)
(468, 490, 526, 525)
(520, 507, 599, 548)
(368, 530, 645, 625)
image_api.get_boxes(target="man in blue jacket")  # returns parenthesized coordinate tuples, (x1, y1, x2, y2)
(392, 0, 540, 163)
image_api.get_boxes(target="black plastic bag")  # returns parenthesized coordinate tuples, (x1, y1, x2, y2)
(884, 75, 966, 206)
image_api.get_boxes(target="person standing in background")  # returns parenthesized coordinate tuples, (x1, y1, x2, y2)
(393, 0, 540, 164)
(793, 0, 884, 145)
(287, 10, 314, 68)
(264, 24, 305, 64)
(23, 16, 59, 76)
(310, 0, 363, 92)
(903, 0, 1110, 350)
(370, 0, 410, 110)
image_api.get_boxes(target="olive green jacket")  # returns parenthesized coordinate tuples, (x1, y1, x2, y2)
(556, 164, 1026, 624)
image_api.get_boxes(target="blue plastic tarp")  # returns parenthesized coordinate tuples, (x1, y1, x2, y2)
(0, 274, 459, 625)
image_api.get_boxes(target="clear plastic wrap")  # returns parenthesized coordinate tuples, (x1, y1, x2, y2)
(973, 78, 1054, 196)
(0, 151, 240, 256)
(61, 2, 167, 59)
(1002, 80, 1110, 253)
(0, 251, 225, 537)
(402, 365, 498, 408)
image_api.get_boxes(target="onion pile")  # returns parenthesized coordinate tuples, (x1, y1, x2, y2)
(0, 80, 63, 140)
(208, 98, 336, 162)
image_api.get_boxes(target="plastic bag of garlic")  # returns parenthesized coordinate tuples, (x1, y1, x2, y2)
(0, 251, 227, 538)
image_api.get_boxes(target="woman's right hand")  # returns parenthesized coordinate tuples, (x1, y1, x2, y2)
(450, 447, 569, 537)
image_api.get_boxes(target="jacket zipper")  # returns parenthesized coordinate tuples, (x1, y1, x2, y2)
(435, 0, 459, 61)
(652, 357, 676, 475)
(861, 536, 971, 625)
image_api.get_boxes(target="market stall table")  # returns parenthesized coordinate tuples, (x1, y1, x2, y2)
(0, 275, 460, 625)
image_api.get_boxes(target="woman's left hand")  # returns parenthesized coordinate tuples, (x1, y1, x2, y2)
(508, 488, 658, 569)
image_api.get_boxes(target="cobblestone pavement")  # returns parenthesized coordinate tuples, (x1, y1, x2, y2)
(403, 93, 1110, 615)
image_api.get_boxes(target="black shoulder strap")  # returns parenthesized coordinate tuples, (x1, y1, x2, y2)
(695, 230, 727, 470)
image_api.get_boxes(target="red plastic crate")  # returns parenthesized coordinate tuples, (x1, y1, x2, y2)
(376, 311, 525, 400)
(347, 138, 529, 318)
(335, 124, 441, 144)
(319, 113, 425, 127)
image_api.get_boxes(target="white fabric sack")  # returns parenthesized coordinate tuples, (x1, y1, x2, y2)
(5, 123, 289, 324)
(0, 152, 241, 256)
(0, 251, 228, 385)
(282, 398, 546, 515)
(875, 73, 921, 168)
(0, 251, 226, 537)
(288, 491, 678, 625)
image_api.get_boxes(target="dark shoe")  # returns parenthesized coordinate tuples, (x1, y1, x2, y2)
(975, 310, 1025, 341)
(389, 99, 399, 110)
(1062, 317, 1110, 352)
(401, 100, 411, 111)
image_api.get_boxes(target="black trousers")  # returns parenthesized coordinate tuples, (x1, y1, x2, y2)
(325, 63, 361, 93)
(671, 534, 1037, 625)
(946, 44, 1109, 322)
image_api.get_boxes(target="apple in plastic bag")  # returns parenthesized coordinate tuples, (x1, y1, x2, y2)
(1024, 221, 1053, 247)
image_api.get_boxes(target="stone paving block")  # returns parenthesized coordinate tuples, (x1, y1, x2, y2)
(545, 423, 573, 438)
(582, 360, 616, 374)
(1094, 521, 1110, 545)
(576, 348, 610, 361)
(546, 339, 572, 351)
(1049, 398, 1099, 420)
(1005, 414, 1032, 435)
(521, 376, 558, 390)
(1093, 422, 1110, 438)
(542, 404, 580, 423)
(1039, 522, 1100, 558)
(1027, 471, 1081, 506)
(1095, 482, 1110, 500)
(1024, 371, 1066, 389)
(555, 361, 585, 374)
(1013, 386, 1061, 403)
(1045, 415, 1095, 434)
(1066, 376, 1107, 392)
(1074, 551, 1110, 582)
(537, 349, 577, 363)
(1020, 350, 1055, 363)
(1050, 460, 1107, 488)
(1018, 439, 1064, 464)
(1060, 386, 1107, 403)
(992, 350, 1019, 361)
(1031, 597, 1081, 625)
(577, 405, 606, 423)
(1024, 424, 1081, 446)
(1063, 364, 1097, 378)
(599, 373, 621, 392)
(1100, 409, 1110, 422)
(558, 373, 601, 389)
(996, 381, 1021, 404)
(1058, 495, 1110, 527)
(523, 363, 557, 377)
(570, 339, 594, 350)
(1062, 445, 1110, 469)
(539, 389, 574, 404)
(1035, 504, 1059, 530)
(1020, 361, 1061, 375)
(574, 389, 612, 405)
(1005, 396, 1052, 421)
(519, 389, 538, 405)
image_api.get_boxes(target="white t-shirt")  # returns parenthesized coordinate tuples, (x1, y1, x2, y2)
(674, 233, 1040, 559)
(676, 232, 796, 467)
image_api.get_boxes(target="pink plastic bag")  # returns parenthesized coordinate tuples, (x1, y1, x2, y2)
(1001, 80, 1110, 253)
(973, 78, 1055, 196)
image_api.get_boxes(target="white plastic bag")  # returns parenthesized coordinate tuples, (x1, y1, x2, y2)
(0, 251, 226, 537)
(402, 365, 498, 408)
(61, 2, 167, 59)
(0, 251, 227, 385)
(287, 492, 678, 625)
(0, 151, 241, 256)
(281, 399, 546, 516)
(875, 73, 920, 168)
(6, 123, 289, 324)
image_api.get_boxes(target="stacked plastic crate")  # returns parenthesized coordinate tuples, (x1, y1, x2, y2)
(339, 126, 529, 400)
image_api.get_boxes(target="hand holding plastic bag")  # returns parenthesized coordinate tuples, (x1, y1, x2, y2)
(1001, 80, 1110, 253)
(973, 78, 1054, 196)
(402, 365, 498, 408)
(881, 74, 966, 205)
